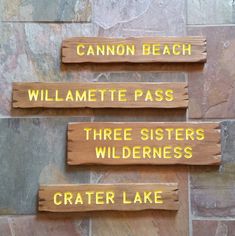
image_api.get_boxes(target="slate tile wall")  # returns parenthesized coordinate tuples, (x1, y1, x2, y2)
(187, 1, 235, 235)
(0, 0, 235, 236)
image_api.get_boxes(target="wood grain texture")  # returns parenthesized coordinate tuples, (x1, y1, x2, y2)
(62, 37, 207, 63)
(68, 122, 221, 166)
(12, 82, 188, 108)
(38, 183, 179, 212)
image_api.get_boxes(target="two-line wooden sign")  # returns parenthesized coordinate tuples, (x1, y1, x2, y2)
(38, 183, 179, 212)
(62, 36, 207, 63)
(67, 122, 221, 166)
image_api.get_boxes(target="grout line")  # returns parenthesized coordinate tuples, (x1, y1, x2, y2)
(187, 24, 235, 27)
(188, 118, 235, 121)
(89, 167, 92, 236)
(186, 57, 192, 235)
(89, 217, 92, 236)
(185, 0, 188, 29)
(192, 216, 235, 221)
(0, 21, 91, 24)
(188, 169, 193, 236)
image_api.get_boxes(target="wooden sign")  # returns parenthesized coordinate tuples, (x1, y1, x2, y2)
(38, 183, 179, 212)
(12, 82, 188, 109)
(62, 37, 206, 63)
(68, 122, 221, 166)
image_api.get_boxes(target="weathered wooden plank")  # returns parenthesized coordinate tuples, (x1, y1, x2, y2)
(68, 122, 221, 166)
(62, 37, 207, 63)
(38, 183, 179, 212)
(12, 82, 188, 109)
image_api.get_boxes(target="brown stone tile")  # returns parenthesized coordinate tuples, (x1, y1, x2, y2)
(0, 217, 11, 236)
(188, 26, 235, 119)
(0, 215, 89, 236)
(90, 166, 189, 236)
(193, 220, 235, 236)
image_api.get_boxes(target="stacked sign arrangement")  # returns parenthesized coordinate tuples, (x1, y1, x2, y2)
(12, 37, 221, 212)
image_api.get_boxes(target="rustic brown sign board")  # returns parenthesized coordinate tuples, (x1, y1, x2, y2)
(12, 82, 188, 109)
(68, 122, 221, 166)
(62, 37, 206, 63)
(38, 183, 179, 212)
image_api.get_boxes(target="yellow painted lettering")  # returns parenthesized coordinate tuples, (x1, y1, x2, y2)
(126, 45, 135, 55)
(164, 146, 172, 159)
(64, 192, 73, 205)
(66, 90, 74, 101)
(165, 89, 174, 101)
(96, 45, 105, 55)
(174, 146, 183, 159)
(183, 44, 192, 55)
(77, 44, 85, 56)
(142, 44, 151, 55)
(134, 192, 142, 204)
(196, 128, 205, 140)
(96, 192, 104, 205)
(155, 89, 164, 102)
(122, 146, 131, 159)
(84, 128, 92, 140)
(184, 146, 193, 159)
(45, 90, 53, 101)
(116, 44, 125, 56)
(133, 146, 141, 159)
(163, 45, 171, 55)
(87, 45, 95, 56)
(145, 90, 153, 101)
(55, 90, 64, 101)
(154, 191, 163, 204)
(88, 89, 97, 102)
(144, 191, 153, 203)
(175, 128, 184, 141)
(53, 192, 62, 206)
(172, 44, 181, 55)
(75, 90, 87, 101)
(85, 191, 94, 205)
(124, 128, 132, 141)
(95, 146, 106, 158)
(106, 191, 115, 204)
(118, 89, 127, 102)
(123, 192, 132, 204)
(28, 89, 39, 101)
(134, 89, 144, 101)
(75, 193, 83, 204)
(153, 44, 161, 55)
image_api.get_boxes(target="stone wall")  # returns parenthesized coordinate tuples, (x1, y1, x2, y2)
(0, 1, 235, 235)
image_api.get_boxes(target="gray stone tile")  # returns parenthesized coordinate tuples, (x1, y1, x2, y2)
(0, 0, 91, 22)
(187, 0, 235, 25)
(94, 0, 186, 35)
(0, 117, 90, 215)
(191, 121, 235, 217)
